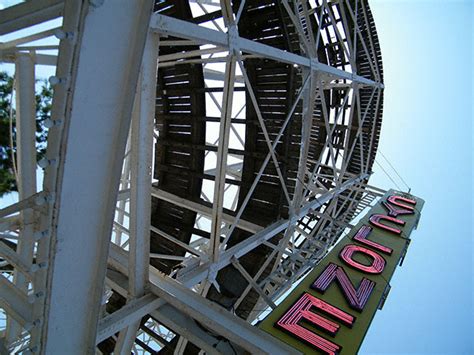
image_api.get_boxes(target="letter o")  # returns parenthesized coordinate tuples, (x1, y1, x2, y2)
(339, 244, 385, 274)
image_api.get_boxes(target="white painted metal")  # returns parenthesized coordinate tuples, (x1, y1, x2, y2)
(0, 27, 61, 50)
(113, 28, 159, 355)
(97, 293, 163, 344)
(6, 51, 37, 346)
(0, 274, 33, 328)
(150, 13, 383, 88)
(209, 54, 236, 263)
(149, 269, 301, 354)
(39, 1, 154, 353)
(0, 0, 386, 352)
(231, 257, 277, 309)
(0, 0, 63, 35)
(104, 267, 224, 355)
(106, 246, 297, 354)
(152, 188, 262, 234)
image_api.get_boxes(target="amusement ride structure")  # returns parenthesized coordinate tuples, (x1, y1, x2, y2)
(0, 0, 387, 353)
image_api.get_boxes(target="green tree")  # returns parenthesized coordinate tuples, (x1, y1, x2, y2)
(0, 71, 51, 197)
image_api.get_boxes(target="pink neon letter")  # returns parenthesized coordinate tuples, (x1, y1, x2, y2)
(383, 198, 414, 218)
(387, 195, 416, 211)
(276, 293, 354, 354)
(369, 214, 405, 235)
(339, 244, 385, 274)
(311, 262, 376, 311)
(353, 225, 393, 255)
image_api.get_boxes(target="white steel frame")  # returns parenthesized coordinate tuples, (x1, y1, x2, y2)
(0, 0, 386, 353)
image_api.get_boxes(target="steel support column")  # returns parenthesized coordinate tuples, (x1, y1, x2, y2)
(209, 55, 236, 263)
(114, 28, 159, 355)
(6, 52, 37, 345)
(41, 1, 154, 352)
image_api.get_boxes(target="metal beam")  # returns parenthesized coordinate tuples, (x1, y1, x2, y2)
(148, 271, 301, 354)
(0, 0, 63, 35)
(107, 242, 294, 352)
(209, 54, 236, 263)
(154, 304, 224, 355)
(0, 276, 33, 328)
(0, 241, 32, 277)
(203, 68, 244, 83)
(183, 174, 369, 286)
(41, 1, 154, 352)
(150, 13, 383, 88)
(114, 28, 159, 355)
(0, 1, 386, 352)
(0, 51, 57, 66)
(28, 0, 85, 350)
(231, 257, 276, 309)
(6, 51, 37, 345)
(151, 188, 262, 234)
(104, 268, 223, 355)
(160, 173, 369, 288)
(106, 165, 359, 353)
(97, 292, 163, 344)
(0, 27, 61, 50)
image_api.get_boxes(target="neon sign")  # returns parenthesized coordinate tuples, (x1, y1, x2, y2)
(311, 262, 375, 312)
(259, 190, 424, 354)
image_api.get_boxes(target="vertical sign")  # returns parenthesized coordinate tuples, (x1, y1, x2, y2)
(258, 190, 424, 354)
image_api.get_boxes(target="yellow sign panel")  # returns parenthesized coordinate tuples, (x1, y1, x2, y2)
(258, 190, 424, 354)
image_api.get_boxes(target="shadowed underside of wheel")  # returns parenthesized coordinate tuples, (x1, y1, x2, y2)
(100, 0, 383, 353)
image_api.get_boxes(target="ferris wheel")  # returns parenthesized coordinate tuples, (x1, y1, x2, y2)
(0, 0, 385, 353)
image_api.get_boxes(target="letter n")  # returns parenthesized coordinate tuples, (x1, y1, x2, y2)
(276, 293, 354, 355)
(311, 263, 375, 311)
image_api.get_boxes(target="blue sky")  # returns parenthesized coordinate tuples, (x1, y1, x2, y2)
(1, 1, 472, 354)
(359, 1, 473, 354)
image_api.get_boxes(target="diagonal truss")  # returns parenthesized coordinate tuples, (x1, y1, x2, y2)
(0, 0, 386, 353)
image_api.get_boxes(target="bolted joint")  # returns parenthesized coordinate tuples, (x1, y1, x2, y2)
(48, 76, 67, 86)
(30, 261, 48, 273)
(207, 263, 219, 287)
(34, 229, 50, 241)
(35, 193, 54, 206)
(54, 29, 74, 40)
(28, 291, 45, 304)
(17, 346, 38, 355)
(89, 0, 105, 8)
(37, 157, 57, 168)
(227, 25, 240, 54)
(43, 118, 63, 128)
